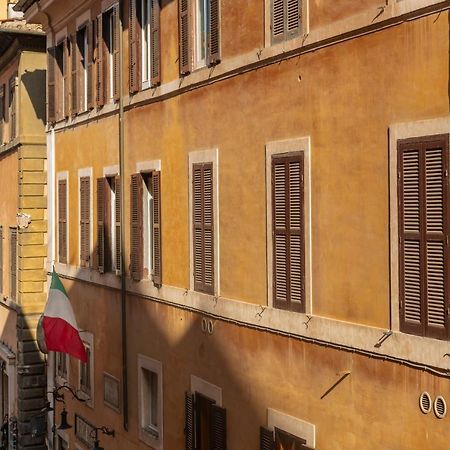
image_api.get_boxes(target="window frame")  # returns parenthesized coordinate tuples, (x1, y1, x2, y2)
(56, 351, 70, 386)
(193, 0, 209, 69)
(78, 332, 94, 407)
(141, 0, 152, 88)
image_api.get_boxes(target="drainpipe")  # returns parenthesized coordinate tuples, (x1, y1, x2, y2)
(118, 2, 128, 432)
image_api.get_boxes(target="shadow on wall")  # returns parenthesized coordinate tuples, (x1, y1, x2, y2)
(21, 69, 46, 126)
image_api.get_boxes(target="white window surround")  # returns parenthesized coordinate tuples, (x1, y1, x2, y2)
(54, 27, 68, 46)
(267, 408, 315, 449)
(103, 165, 119, 177)
(188, 148, 220, 296)
(266, 137, 312, 314)
(77, 167, 93, 268)
(136, 160, 161, 173)
(389, 116, 450, 332)
(190, 374, 222, 406)
(78, 331, 94, 407)
(137, 354, 163, 450)
(0, 343, 16, 419)
(57, 171, 69, 267)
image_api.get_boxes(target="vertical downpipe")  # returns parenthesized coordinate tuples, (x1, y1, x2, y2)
(118, 1, 129, 432)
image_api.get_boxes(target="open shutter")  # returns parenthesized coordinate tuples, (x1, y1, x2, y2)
(96, 14, 105, 107)
(130, 173, 144, 281)
(210, 404, 226, 450)
(87, 22, 94, 109)
(286, 0, 301, 40)
(260, 427, 274, 450)
(185, 392, 194, 450)
(152, 171, 162, 286)
(8, 77, 16, 141)
(97, 178, 106, 273)
(150, 0, 161, 86)
(63, 38, 70, 118)
(179, 0, 191, 75)
(10, 228, 16, 301)
(129, 0, 141, 93)
(58, 179, 68, 264)
(113, 5, 120, 101)
(47, 48, 56, 122)
(206, 0, 220, 67)
(71, 34, 78, 116)
(115, 175, 121, 274)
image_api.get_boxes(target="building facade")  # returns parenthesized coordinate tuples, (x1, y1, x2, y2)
(15, 0, 450, 448)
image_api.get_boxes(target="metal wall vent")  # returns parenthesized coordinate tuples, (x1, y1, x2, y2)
(434, 396, 447, 419)
(419, 392, 432, 414)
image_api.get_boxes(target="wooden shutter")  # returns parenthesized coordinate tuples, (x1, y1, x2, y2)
(47, 48, 56, 122)
(130, 173, 144, 281)
(96, 14, 105, 107)
(115, 175, 121, 274)
(193, 163, 214, 294)
(210, 404, 226, 450)
(152, 171, 162, 286)
(129, 0, 142, 93)
(179, 0, 191, 76)
(398, 135, 449, 340)
(0, 84, 4, 144)
(10, 228, 16, 301)
(63, 38, 70, 118)
(80, 177, 91, 267)
(272, 0, 301, 44)
(9, 76, 16, 141)
(206, 0, 220, 67)
(58, 179, 68, 264)
(0, 227, 3, 294)
(185, 392, 194, 450)
(271, 0, 285, 44)
(260, 427, 274, 450)
(113, 5, 120, 101)
(150, 0, 161, 86)
(286, 0, 301, 40)
(87, 22, 94, 109)
(71, 34, 78, 116)
(272, 154, 305, 313)
(97, 178, 106, 273)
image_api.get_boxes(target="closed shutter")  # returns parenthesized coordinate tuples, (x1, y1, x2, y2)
(206, 0, 220, 67)
(63, 38, 70, 118)
(71, 34, 78, 116)
(286, 0, 301, 40)
(0, 227, 3, 294)
(150, 0, 161, 86)
(0, 84, 4, 143)
(130, 173, 144, 281)
(129, 0, 141, 93)
(185, 392, 194, 450)
(115, 175, 121, 274)
(87, 22, 94, 109)
(271, 0, 285, 44)
(97, 178, 106, 273)
(80, 177, 91, 267)
(113, 5, 120, 101)
(272, 154, 305, 313)
(47, 48, 56, 122)
(10, 228, 16, 301)
(260, 427, 274, 450)
(152, 171, 162, 286)
(58, 179, 68, 264)
(9, 76, 16, 141)
(398, 135, 449, 340)
(271, 0, 301, 44)
(193, 163, 214, 294)
(210, 404, 226, 450)
(96, 14, 105, 107)
(179, 0, 191, 76)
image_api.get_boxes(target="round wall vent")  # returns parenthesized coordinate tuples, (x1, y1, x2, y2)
(434, 396, 447, 419)
(419, 392, 432, 414)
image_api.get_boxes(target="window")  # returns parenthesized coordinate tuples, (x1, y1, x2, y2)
(79, 174, 91, 268)
(100, 6, 119, 103)
(0, 84, 4, 144)
(9, 228, 16, 301)
(271, 0, 302, 45)
(58, 178, 68, 264)
(53, 39, 67, 121)
(79, 345, 91, 394)
(179, 0, 220, 75)
(260, 427, 312, 450)
(398, 135, 449, 340)
(130, 171, 161, 285)
(78, 333, 94, 404)
(138, 355, 163, 447)
(74, 25, 88, 113)
(97, 176, 121, 274)
(8, 75, 16, 141)
(56, 352, 69, 384)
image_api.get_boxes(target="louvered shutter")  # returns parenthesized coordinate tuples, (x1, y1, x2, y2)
(96, 14, 105, 107)
(260, 427, 274, 450)
(63, 38, 70, 118)
(398, 136, 449, 340)
(47, 48, 56, 122)
(272, 154, 305, 312)
(129, 0, 141, 93)
(150, 0, 161, 86)
(58, 179, 68, 264)
(179, 0, 191, 76)
(8, 77, 16, 141)
(0, 84, 4, 143)
(71, 34, 78, 116)
(87, 22, 94, 109)
(80, 177, 91, 267)
(210, 404, 226, 450)
(0, 227, 3, 294)
(206, 0, 220, 67)
(10, 228, 16, 301)
(97, 178, 106, 273)
(130, 173, 144, 281)
(272, 0, 301, 44)
(152, 171, 162, 286)
(113, 5, 120, 101)
(271, 0, 285, 44)
(185, 392, 194, 450)
(115, 175, 121, 274)
(286, 0, 301, 40)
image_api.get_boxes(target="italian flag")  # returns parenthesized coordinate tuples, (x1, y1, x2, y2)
(40, 269, 87, 363)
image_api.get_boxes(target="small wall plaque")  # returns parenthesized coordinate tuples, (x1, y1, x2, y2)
(103, 372, 120, 412)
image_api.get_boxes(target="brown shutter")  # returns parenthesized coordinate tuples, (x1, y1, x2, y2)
(193, 163, 214, 295)
(8, 77, 16, 141)
(130, 173, 144, 281)
(97, 178, 105, 273)
(0, 84, 4, 144)
(58, 179, 68, 264)
(10, 228, 16, 301)
(210, 405, 226, 450)
(96, 14, 105, 107)
(179, 0, 191, 76)
(260, 427, 274, 450)
(398, 135, 449, 340)
(152, 171, 162, 286)
(113, 5, 120, 101)
(206, 0, 220, 67)
(286, 0, 301, 40)
(63, 38, 70, 118)
(129, 0, 142, 93)
(80, 177, 91, 267)
(272, 154, 305, 313)
(115, 175, 121, 274)
(47, 48, 56, 123)
(0, 227, 3, 294)
(87, 22, 94, 109)
(271, 0, 285, 44)
(71, 34, 78, 116)
(150, 0, 161, 86)
(185, 392, 194, 450)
